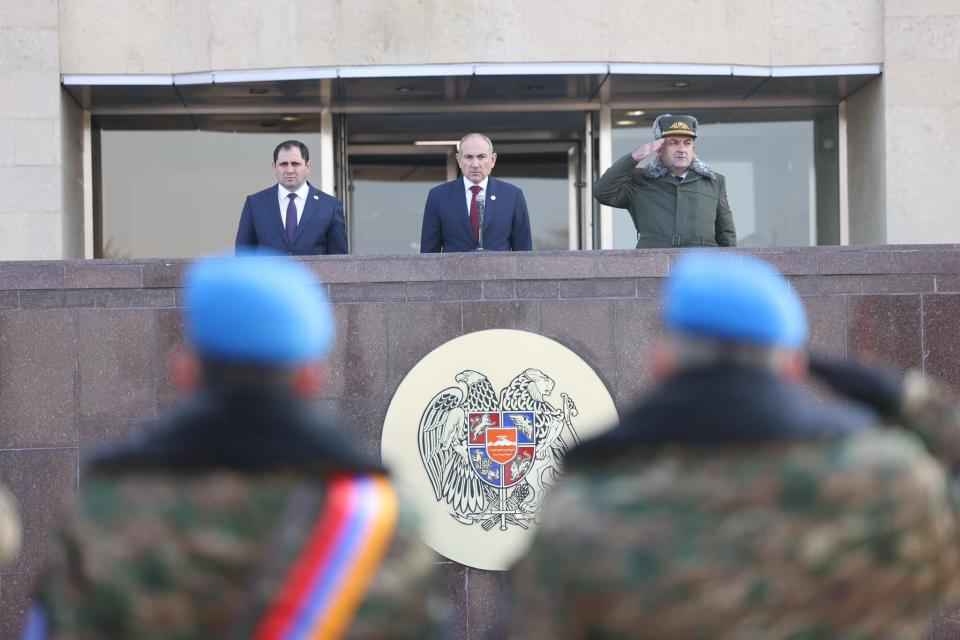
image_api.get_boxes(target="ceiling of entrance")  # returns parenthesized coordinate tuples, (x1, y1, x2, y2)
(65, 66, 880, 132)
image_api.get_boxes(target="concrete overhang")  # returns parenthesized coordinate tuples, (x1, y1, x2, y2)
(62, 62, 882, 132)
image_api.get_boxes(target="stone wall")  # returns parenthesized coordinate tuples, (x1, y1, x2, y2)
(882, 1, 960, 244)
(0, 0, 65, 260)
(58, 0, 883, 73)
(3, 246, 960, 636)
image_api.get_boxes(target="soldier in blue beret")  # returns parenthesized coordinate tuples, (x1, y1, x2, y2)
(510, 251, 960, 639)
(595, 114, 738, 248)
(25, 253, 445, 639)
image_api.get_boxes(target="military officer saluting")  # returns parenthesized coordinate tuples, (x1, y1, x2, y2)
(594, 114, 737, 248)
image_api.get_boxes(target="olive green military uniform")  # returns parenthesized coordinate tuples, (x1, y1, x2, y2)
(594, 152, 737, 248)
(509, 366, 960, 640)
(29, 387, 446, 639)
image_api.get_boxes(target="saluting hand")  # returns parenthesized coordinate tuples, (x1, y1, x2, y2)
(631, 139, 663, 163)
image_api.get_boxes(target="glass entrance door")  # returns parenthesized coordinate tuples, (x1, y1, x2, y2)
(346, 142, 580, 254)
(340, 112, 585, 254)
(346, 145, 446, 255)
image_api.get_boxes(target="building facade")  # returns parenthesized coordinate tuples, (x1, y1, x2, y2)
(1, 0, 955, 259)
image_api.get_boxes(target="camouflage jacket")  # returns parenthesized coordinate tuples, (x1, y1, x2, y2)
(28, 386, 446, 640)
(509, 366, 960, 640)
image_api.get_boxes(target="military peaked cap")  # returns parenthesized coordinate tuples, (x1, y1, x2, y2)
(654, 114, 699, 138)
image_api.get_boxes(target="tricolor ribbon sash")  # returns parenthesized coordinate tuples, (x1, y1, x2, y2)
(253, 475, 398, 640)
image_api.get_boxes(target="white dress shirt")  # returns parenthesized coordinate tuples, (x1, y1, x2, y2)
(277, 182, 310, 229)
(462, 177, 489, 217)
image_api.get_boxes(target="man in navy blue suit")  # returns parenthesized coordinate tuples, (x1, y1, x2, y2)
(236, 140, 348, 255)
(420, 133, 533, 253)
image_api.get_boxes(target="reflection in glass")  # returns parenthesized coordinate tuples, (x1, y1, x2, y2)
(609, 109, 839, 249)
(495, 155, 569, 251)
(349, 151, 571, 254)
(508, 177, 568, 251)
(100, 130, 325, 258)
(350, 162, 443, 255)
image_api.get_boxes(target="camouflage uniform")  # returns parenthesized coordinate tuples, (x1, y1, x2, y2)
(509, 365, 960, 640)
(30, 386, 445, 639)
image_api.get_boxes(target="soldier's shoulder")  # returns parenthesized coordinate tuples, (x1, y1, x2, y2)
(834, 428, 938, 470)
(532, 456, 653, 533)
(350, 496, 448, 638)
(828, 429, 949, 493)
(551, 432, 948, 511)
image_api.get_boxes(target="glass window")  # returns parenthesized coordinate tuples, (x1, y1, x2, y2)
(349, 159, 445, 254)
(347, 145, 575, 254)
(608, 108, 839, 249)
(344, 112, 583, 254)
(489, 153, 571, 251)
(99, 130, 324, 258)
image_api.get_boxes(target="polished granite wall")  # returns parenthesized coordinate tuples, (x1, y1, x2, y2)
(3, 245, 960, 636)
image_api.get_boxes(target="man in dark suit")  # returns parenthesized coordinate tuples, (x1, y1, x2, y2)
(236, 140, 348, 255)
(420, 133, 533, 253)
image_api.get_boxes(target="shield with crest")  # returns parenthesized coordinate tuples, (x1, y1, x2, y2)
(412, 364, 595, 537)
(502, 411, 536, 487)
(486, 427, 517, 464)
(468, 411, 536, 488)
(388, 333, 619, 566)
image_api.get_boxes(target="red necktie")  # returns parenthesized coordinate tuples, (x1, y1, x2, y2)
(285, 193, 297, 243)
(469, 185, 482, 241)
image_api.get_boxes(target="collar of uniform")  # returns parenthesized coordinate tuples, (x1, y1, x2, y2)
(88, 384, 386, 475)
(640, 155, 715, 180)
(565, 365, 876, 465)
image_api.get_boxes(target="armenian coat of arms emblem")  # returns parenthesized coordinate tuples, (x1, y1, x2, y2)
(381, 329, 618, 570)
(417, 368, 579, 531)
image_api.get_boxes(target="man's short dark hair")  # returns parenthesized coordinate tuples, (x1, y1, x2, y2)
(273, 140, 310, 163)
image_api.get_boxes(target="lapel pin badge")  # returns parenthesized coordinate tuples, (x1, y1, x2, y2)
(313, 195, 319, 200)
(490, 195, 496, 201)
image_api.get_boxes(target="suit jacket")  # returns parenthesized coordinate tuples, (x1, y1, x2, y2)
(420, 177, 533, 252)
(236, 183, 348, 255)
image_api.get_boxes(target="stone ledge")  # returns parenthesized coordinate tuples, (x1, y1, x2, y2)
(3, 246, 960, 290)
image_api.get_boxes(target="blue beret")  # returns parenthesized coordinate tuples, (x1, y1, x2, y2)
(184, 253, 334, 365)
(665, 252, 807, 348)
